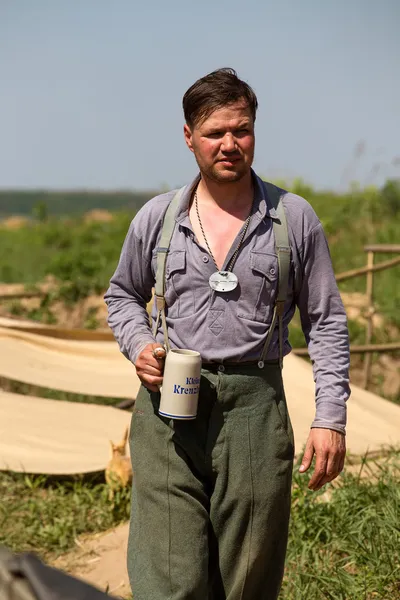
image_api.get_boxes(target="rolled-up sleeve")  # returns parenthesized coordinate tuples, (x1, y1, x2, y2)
(295, 222, 351, 434)
(104, 221, 156, 364)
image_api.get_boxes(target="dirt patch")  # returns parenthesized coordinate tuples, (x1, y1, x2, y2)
(0, 216, 31, 230)
(51, 523, 130, 598)
(51, 295, 109, 329)
(351, 353, 400, 400)
(84, 210, 114, 223)
(0, 292, 109, 330)
(341, 291, 385, 329)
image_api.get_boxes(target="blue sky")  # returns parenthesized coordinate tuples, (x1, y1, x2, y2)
(1, 0, 399, 191)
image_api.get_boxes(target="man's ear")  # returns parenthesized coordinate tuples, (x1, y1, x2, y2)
(184, 124, 194, 153)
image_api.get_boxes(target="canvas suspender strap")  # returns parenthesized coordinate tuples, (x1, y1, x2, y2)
(153, 187, 185, 351)
(258, 182, 290, 369)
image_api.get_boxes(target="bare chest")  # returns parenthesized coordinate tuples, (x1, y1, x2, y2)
(189, 204, 249, 270)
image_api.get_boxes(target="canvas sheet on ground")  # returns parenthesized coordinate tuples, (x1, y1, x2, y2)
(0, 325, 399, 473)
(0, 391, 131, 474)
(0, 316, 114, 341)
(0, 326, 140, 398)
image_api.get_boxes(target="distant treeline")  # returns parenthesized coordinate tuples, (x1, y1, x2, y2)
(1, 178, 399, 220)
(0, 189, 160, 218)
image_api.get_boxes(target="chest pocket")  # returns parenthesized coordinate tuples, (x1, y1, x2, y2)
(163, 250, 195, 318)
(237, 251, 279, 323)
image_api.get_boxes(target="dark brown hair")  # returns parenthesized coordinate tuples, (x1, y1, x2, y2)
(182, 68, 258, 128)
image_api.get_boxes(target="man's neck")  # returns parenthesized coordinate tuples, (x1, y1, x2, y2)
(196, 171, 254, 212)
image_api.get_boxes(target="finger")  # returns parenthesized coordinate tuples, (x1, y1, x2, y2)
(141, 353, 162, 368)
(315, 468, 341, 489)
(138, 363, 164, 377)
(338, 453, 346, 474)
(308, 454, 328, 490)
(322, 450, 346, 487)
(326, 452, 340, 481)
(314, 455, 341, 489)
(299, 436, 315, 473)
(135, 344, 166, 371)
(142, 371, 163, 384)
(137, 353, 165, 373)
(151, 344, 166, 359)
(140, 373, 163, 389)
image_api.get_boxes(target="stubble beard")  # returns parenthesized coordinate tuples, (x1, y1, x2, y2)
(196, 158, 253, 185)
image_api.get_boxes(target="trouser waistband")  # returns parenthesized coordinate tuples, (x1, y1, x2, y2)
(202, 359, 280, 372)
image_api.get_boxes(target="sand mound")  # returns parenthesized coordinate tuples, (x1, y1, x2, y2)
(84, 210, 114, 223)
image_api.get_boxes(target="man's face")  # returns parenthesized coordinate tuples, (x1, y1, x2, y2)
(184, 99, 255, 184)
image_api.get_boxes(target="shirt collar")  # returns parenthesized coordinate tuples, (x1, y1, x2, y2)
(174, 169, 278, 225)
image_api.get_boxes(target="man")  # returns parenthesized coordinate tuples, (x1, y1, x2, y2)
(105, 68, 350, 600)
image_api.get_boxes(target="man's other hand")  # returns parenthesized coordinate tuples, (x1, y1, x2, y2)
(135, 343, 166, 392)
(299, 428, 346, 491)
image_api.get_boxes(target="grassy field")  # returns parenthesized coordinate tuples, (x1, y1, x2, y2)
(1, 180, 399, 323)
(282, 452, 400, 599)
(1, 451, 399, 599)
(0, 472, 131, 558)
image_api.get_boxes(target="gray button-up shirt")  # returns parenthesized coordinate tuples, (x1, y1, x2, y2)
(105, 172, 350, 433)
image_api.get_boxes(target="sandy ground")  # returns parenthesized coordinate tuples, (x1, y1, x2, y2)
(52, 524, 131, 598)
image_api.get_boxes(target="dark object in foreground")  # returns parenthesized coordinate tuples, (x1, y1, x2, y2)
(0, 546, 118, 600)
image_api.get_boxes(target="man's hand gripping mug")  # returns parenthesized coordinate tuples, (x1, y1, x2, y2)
(156, 348, 202, 420)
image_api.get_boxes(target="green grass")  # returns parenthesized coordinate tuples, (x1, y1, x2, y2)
(281, 452, 400, 599)
(0, 377, 128, 407)
(0, 212, 133, 296)
(1, 451, 398, 598)
(0, 473, 131, 560)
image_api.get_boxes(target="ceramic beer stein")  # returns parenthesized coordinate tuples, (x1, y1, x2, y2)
(159, 349, 202, 420)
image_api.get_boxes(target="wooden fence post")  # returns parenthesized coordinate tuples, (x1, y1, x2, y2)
(363, 251, 375, 389)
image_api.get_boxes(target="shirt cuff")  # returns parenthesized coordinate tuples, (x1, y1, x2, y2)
(312, 395, 347, 435)
(131, 336, 157, 364)
(310, 422, 346, 435)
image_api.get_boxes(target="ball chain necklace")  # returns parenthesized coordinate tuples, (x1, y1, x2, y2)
(194, 187, 253, 293)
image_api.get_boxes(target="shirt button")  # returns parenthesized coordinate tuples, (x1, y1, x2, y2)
(202, 256, 209, 263)
(270, 267, 276, 275)
(218, 365, 225, 372)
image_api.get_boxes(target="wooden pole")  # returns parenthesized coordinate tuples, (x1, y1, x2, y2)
(363, 251, 375, 389)
(335, 255, 400, 282)
(363, 244, 400, 253)
(292, 342, 400, 356)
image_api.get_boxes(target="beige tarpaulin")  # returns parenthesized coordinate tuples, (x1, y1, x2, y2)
(0, 327, 140, 398)
(0, 391, 131, 474)
(0, 316, 114, 341)
(282, 353, 400, 456)
(1, 324, 399, 473)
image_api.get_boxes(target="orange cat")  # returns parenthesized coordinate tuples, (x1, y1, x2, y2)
(105, 426, 133, 499)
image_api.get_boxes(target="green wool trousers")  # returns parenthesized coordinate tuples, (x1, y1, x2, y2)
(127, 363, 294, 600)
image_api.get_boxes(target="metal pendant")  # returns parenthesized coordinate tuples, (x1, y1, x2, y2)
(209, 271, 238, 292)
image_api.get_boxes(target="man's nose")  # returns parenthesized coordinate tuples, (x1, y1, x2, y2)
(221, 133, 236, 152)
